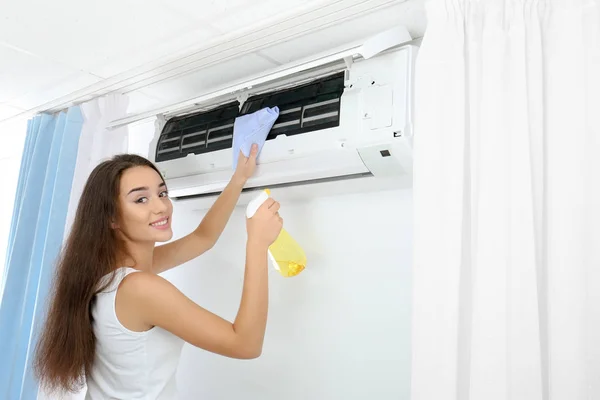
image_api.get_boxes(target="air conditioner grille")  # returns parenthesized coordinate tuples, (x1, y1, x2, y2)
(155, 101, 239, 162)
(155, 72, 345, 162)
(241, 72, 345, 140)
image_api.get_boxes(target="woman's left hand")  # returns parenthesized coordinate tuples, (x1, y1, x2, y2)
(233, 143, 259, 183)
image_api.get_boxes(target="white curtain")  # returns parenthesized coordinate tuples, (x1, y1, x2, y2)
(63, 93, 130, 237)
(411, 1, 600, 399)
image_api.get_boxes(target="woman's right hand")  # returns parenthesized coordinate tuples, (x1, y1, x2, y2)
(247, 198, 283, 248)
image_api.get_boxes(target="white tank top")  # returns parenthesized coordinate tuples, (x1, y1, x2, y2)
(85, 267, 184, 400)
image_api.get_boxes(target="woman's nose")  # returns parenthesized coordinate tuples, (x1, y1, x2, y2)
(151, 196, 168, 213)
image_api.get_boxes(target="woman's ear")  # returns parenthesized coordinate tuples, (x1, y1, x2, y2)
(111, 219, 119, 229)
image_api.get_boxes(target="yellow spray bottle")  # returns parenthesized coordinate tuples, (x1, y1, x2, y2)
(246, 189, 306, 277)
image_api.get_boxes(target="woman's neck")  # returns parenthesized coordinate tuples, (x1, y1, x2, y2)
(116, 239, 156, 273)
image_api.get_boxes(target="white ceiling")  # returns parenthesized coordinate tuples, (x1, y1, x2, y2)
(0, 0, 427, 123)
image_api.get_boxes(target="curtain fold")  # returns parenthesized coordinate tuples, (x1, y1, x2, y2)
(412, 0, 600, 399)
(0, 107, 83, 399)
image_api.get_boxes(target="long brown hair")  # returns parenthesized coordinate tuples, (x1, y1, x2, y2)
(34, 154, 164, 394)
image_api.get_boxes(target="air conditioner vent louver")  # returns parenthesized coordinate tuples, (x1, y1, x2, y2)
(155, 101, 239, 162)
(155, 72, 345, 162)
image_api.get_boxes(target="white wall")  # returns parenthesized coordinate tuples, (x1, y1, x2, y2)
(128, 116, 414, 399)
(161, 187, 413, 399)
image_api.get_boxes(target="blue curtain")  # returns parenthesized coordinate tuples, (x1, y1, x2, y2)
(0, 107, 83, 399)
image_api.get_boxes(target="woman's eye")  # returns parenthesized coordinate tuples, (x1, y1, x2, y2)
(135, 197, 148, 204)
(159, 191, 169, 198)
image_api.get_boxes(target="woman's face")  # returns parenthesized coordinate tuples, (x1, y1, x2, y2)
(115, 166, 173, 243)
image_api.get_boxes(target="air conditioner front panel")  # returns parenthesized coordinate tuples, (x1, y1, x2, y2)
(166, 147, 369, 198)
(158, 121, 355, 180)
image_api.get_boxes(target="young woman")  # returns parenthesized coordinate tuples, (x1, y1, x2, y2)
(34, 144, 283, 399)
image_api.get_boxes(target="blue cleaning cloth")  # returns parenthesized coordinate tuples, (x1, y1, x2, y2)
(232, 106, 280, 170)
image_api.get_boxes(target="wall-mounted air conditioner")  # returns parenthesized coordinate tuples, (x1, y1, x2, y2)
(147, 29, 417, 206)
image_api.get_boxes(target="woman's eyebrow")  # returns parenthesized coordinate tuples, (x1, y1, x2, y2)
(127, 186, 149, 195)
(127, 182, 165, 195)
